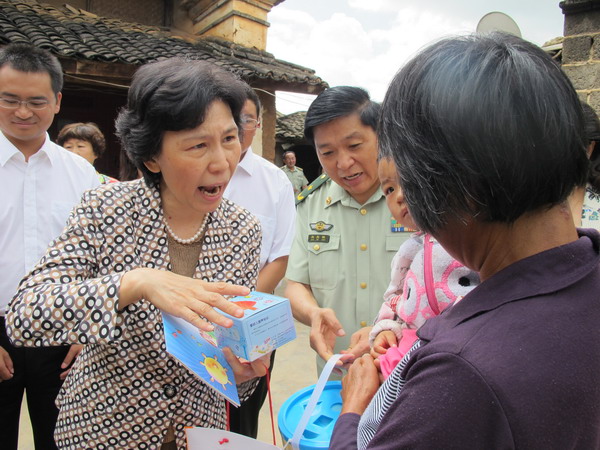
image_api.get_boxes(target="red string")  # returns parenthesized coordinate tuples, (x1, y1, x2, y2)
(226, 361, 276, 445)
(262, 362, 276, 446)
(226, 400, 230, 431)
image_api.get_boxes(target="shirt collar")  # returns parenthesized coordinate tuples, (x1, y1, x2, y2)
(325, 179, 385, 209)
(418, 228, 600, 342)
(0, 132, 53, 166)
(236, 146, 255, 176)
(0, 132, 19, 166)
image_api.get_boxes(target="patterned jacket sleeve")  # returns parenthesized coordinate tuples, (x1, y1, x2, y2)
(6, 188, 130, 347)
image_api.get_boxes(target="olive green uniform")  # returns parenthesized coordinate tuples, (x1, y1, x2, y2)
(286, 175, 411, 374)
(281, 165, 309, 196)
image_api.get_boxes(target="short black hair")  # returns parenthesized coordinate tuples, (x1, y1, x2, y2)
(582, 102, 600, 191)
(119, 150, 139, 182)
(379, 32, 588, 233)
(582, 102, 600, 144)
(115, 58, 246, 186)
(243, 83, 261, 117)
(0, 43, 63, 95)
(304, 86, 380, 144)
(57, 122, 106, 158)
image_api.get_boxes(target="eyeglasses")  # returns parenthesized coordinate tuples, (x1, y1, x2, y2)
(241, 118, 260, 131)
(0, 97, 50, 111)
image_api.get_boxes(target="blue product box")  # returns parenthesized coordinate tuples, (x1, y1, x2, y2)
(214, 291, 296, 361)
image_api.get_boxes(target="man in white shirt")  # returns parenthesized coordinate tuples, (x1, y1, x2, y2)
(224, 84, 295, 437)
(0, 44, 99, 449)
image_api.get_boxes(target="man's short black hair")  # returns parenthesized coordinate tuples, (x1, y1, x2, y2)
(0, 43, 63, 95)
(242, 83, 261, 117)
(304, 86, 380, 145)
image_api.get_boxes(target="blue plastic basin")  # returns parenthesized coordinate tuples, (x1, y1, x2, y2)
(278, 381, 342, 450)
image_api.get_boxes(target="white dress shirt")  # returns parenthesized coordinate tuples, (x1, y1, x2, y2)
(224, 148, 296, 269)
(0, 132, 100, 313)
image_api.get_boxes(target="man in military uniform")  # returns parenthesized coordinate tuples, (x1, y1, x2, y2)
(285, 86, 411, 376)
(281, 150, 309, 196)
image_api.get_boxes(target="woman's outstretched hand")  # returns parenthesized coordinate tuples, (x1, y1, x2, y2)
(119, 268, 248, 331)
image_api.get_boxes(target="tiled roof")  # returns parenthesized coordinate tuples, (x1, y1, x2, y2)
(0, 0, 327, 91)
(276, 111, 306, 141)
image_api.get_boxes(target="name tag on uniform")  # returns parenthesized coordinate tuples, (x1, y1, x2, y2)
(308, 234, 330, 243)
(391, 218, 417, 233)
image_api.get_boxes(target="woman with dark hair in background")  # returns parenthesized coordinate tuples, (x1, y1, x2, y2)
(330, 32, 600, 449)
(57, 121, 118, 183)
(7, 58, 269, 449)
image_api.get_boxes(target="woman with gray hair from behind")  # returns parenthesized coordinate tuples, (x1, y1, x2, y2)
(330, 32, 600, 449)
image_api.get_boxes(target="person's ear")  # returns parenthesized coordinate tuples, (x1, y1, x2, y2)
(144, 159, 160, 173)
(54, 92, 62, 114)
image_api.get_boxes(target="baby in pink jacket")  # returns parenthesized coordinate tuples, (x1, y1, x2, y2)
(371, 157, 480, 378)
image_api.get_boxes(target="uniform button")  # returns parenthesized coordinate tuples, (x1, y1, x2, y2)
(360, 244, 367, 251)
(360, 282, 367, 289)
(360, 208, 367, 215)
(360, 321, 367, 327)
(163, 384, 177, 399)
(313, 244, 320, 251)
(326, 197, 332, 205)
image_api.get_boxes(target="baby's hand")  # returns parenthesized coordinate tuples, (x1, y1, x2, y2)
(372, 358, 385, 384)
(370, 330, 398, 359)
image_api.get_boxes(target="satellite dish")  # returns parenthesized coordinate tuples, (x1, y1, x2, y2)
(476, 11, 522, 38)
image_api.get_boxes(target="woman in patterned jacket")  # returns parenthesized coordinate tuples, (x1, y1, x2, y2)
(6, 58, 269, 449)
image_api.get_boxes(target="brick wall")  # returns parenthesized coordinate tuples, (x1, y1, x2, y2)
(560, 1, 600, 111)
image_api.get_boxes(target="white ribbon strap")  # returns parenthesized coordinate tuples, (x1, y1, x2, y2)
(286, 354, 344, 450)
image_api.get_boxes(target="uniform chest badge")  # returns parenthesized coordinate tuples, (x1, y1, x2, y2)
(310, 221, 333, 232)
(390, 218, 417, 233)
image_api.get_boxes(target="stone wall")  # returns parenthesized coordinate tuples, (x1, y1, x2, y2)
(180, 0, 280, 50)
(560, 1, 600, 111)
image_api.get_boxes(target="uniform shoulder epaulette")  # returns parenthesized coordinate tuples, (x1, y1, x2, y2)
(297, 167, 304, 171)
(296, 173, 330, 205)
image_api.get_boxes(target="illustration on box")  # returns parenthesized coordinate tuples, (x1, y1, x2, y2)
(162, 292, 296, 405)
(162, 312, 241, 406)
(214, 292, 296, 362)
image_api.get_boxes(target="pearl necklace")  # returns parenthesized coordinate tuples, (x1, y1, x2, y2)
(164, 213, 210, 245)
